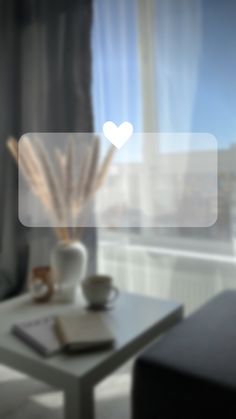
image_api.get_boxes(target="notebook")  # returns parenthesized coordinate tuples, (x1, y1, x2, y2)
(55, 311, 115, 353)
(12, 317, 62, 357)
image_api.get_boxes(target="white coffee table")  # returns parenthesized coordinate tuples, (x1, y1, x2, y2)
(0, 292, 183, 419)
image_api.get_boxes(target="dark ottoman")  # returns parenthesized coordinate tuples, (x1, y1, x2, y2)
(132, 291, 236, 419)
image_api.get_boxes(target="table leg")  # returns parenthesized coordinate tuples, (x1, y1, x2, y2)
(64, 380, 94, 419)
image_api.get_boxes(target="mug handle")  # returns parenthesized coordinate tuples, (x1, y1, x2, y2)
(108, 286, 119, 303)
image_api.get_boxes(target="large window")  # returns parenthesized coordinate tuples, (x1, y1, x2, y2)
(92, 0, 236, 313)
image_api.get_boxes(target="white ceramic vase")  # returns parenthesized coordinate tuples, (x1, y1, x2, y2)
(51, 240, 88, 302)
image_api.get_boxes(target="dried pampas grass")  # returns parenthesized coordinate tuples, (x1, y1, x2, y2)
(32, 137, 66, 223)
(6, 134, 115, 241)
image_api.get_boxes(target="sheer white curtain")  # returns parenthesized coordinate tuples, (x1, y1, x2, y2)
(92, 0, 142, 289)
(92, 0, 209, 311)
(92, 0, 202, 202)
(137, 0, 202, 223)
(154, 0, 202, 132)
(92, 0, 141, 131)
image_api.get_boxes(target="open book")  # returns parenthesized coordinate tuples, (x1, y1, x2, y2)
(55, 311, 114, 353)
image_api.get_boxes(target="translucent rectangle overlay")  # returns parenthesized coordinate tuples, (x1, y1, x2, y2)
(18, 133, 217, 228)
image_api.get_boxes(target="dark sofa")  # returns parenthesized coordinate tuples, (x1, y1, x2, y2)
(132, 291, 236, 418)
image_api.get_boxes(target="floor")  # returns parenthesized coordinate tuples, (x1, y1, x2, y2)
(0, 362, 131, 419)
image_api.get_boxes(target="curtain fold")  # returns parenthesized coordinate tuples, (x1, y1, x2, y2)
(155, 0, 202, 132)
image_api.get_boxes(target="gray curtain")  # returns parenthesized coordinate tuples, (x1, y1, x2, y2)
(0, 0, 95, 299)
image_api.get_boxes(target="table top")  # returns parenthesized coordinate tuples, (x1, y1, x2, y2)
(0, 291, 182, 389)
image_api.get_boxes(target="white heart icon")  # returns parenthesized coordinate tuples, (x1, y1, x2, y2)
(103, 121, 133, 149)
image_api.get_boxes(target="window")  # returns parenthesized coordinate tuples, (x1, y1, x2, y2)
(92, 0, 236, 313)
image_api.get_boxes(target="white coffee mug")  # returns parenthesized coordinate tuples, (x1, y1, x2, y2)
(82, 275, 119, 309)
